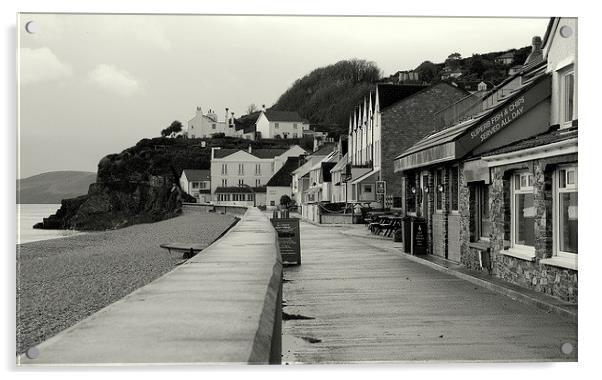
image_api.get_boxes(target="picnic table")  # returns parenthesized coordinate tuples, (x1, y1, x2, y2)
(159, 242, 209, 259)
(367, 215, 403, 237)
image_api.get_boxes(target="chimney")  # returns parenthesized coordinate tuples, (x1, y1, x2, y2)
(231, 112, 235, 127)
(248, 145, 252, 153)
(262, 104, 266, 112)
(225, 107, 229, 124)
(525, 36, 543, 65)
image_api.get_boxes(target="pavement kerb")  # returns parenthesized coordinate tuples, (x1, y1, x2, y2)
(336, 227, 578, 322)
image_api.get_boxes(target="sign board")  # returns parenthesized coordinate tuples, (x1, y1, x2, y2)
(412, 221, 427, 255)
(456, 75, 551, 157)
(270, 218, 301, 265)
(376, 181, 386, 195)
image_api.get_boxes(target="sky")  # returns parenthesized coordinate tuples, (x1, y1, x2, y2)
(17, 14, 549, 179)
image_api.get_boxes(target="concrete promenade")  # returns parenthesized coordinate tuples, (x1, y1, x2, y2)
(18, 207, 282, 365)
(282, 220, 577, 363)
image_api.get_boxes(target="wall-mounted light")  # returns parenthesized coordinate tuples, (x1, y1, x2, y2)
(411, 187, 416, 194)
(424, 187, 429, 193)
(437, 184, 444, 193)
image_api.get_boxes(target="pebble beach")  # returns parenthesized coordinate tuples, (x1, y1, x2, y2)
(16, 208, 240, 354)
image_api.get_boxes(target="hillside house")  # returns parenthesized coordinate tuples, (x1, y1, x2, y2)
(179, 169, 211, 203)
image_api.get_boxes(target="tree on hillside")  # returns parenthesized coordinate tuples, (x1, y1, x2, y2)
(271, 59, 381, 130)
(445, 52, 462, 69)
(415, 61, 439, 83)
(280, 194, 292, 209)
(247, 103, 258, 114)
(469, 54, 488, 77)
(161, 120, 183, 138)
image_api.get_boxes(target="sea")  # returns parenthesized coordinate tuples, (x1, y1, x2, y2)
(17, 204, 83, 244)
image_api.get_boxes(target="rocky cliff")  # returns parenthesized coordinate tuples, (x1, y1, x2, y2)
(34, 138, 200, 231)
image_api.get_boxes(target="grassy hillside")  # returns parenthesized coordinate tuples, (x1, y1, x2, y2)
(17, 171, 97, 204)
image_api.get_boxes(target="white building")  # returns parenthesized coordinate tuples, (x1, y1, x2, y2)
(187, 107, 238, 138)
(210, 145, 307, 206)
(179, 169, 211, 203)
(234, 108, 310, 140)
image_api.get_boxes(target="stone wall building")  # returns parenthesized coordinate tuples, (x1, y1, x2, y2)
(393, 18, 577, 303)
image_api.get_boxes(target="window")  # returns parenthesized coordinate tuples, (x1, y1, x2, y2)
(435, 169, 443, 211)
(407, 175, 416, 214)
(471, 184, 490, 241)
(555, 166, 578, 257)
(221, 164, 228, 175)
(238, 179, 244, 186)
(221, 178, 228, 187)
(191, 182, 199, 189)
(363, 184, 373, 193)
(283, 133, 288, 139)
(256, 179, 261, 187)
(293, 133, 298, 138)
(274, 123, 279, 129)
(238, 163, 244, 175)
(511, 172, 535, 249)
(248, 194, 254, 201)
(270, 201, 275, 206)
(293, 123, 298, 129)
(212, 124, 216, 130)
(560, 68, 575, 127)
(199, 181, 208, 189)
(255, 164, 261, 175)
(450, 166, 459, 212)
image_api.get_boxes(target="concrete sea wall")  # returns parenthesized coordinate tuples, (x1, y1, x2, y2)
(18, 207, 283, 365)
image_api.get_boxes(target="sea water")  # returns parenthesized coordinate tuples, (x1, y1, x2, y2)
(17, 204, 83, 244)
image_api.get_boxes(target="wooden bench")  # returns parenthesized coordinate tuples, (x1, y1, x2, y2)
(160, 242, 209, 259)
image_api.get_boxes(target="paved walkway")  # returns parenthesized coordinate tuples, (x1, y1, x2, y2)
(282, 220, 577, 363)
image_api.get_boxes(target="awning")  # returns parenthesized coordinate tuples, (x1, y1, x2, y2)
(393, 74, 551, 172)
(351, 169, 379, 185)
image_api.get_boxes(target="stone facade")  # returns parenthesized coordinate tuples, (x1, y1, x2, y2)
(488, 153, 578, 303)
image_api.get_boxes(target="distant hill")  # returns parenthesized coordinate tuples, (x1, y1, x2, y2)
(17, 171, 97, 204)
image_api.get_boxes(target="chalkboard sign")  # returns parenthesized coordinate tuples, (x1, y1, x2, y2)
(271, 218, 301, 265)
(413, 219, 427, 255)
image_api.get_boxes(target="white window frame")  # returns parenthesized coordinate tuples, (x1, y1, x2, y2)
(191, 182, 199, 189)
(221, 164, 228, 175)
(559, 66, 575, 129)
(274, 122, 279, 129)
(255, 164, 261, 175)
(509, 171, 536, 257)
(474, 184, 490, 242)
(255, 179, 261, 187)
(238, 179, 244, 186)
(221, 178, 228, 187)
(238, 163, 244, 176)
(553, 165, 578, 260)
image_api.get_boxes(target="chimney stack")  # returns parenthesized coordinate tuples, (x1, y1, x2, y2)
(248, 145, 252, 153)
(525, 36, 543, 65)
(225, 107, 229, 124)
(231, 112, 235, 127)
(262, 104, 266, 112)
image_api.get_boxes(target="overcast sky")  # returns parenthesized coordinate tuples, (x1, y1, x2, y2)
(17, 14, 549, 178)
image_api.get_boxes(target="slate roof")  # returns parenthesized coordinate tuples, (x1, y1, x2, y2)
(213, 148, 288, 159)
(265, 110, 307, 123)
(182, 169, 210, 181)
(234, 111, 261, 133)
(214, 186, 267, 194)
(376, 83, 430, 111)
(481, 126, 577, 157)
(266, 156, 302, 187)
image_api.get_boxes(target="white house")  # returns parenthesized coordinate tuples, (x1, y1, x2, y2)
(233, 107, 310, 140)
(187, 107, 238, 138)
(179, 169, 211, 203)
(210, 145, 307, 206)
